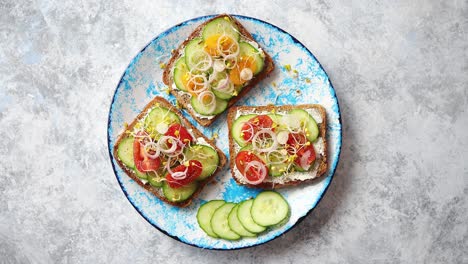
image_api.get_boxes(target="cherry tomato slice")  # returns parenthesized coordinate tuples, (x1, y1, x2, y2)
(296, 144, 316, 170)
(133, 136, 161, 172)
(235, 151, 268, 184)
(140, 157, 161, 172)
(286, 132, 316, 170)
(286, 132, 307, 154)
(164, 124, 193, 150)
(166, 160, 203, 188)
(241, 115, 274, 142)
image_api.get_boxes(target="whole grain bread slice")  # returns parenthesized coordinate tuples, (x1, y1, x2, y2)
(113, 96, 227, 207)
(162, 14, 275, 127)
(227, 104, 328, 189)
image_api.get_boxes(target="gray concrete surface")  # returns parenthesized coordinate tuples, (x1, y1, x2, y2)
(1, 0, 467, 263)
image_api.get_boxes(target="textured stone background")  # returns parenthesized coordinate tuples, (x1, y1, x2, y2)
(1, 0, 467, 263)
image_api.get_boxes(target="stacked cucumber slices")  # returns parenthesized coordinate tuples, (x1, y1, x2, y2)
(172, 17, 265, 117)
(197, 191, 290, 240)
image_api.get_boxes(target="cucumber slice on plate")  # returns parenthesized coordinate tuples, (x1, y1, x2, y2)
(117, 136, 135, 168)
(185, 38, 211, 71)
(162, 181, 198, 202)
(173, 57, 189, 92)
(202, 17, 240, 41)
(211, 203, 241, 240)
(239, 41, 264, 74)
(144, 107, 180, 138)
(231, 114, 256, 147)
(269, 207, 292, 229)
(251, 191, 290, 226)
(287, 109, 319, 142)
(237, 199, 266, 233)
(184, 144, 219, 181)
(190, 96, 228, 116)
(197, 200, 225, 238)
(228, 204, 256, 237)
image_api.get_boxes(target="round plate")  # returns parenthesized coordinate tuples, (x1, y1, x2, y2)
(107, 15, 342, 250)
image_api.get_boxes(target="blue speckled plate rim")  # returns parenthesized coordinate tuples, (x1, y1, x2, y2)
(107, 14, 342, 250)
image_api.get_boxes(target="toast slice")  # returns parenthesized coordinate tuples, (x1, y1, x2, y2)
(227, 104, 328, 189)
(162, 14, 275, 127)
(113, 97, 227, 207)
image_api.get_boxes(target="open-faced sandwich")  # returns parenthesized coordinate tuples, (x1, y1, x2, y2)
(113, 97, 226, 207)
(227, 104, 328, 188)
(162, 14, 274, 127)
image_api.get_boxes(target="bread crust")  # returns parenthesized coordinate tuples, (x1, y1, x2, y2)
(162, 14, 275, 127)
(227, 104, 328, 189)
(113, 96, 227, 207)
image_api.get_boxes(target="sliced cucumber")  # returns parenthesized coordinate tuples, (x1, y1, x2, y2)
(190, 96, 228, 116)
(173, 57, 189, 92)
(251, 191, 290, 226)
(267, 113, 283, 126)
(197, 200, 225, 238)
(239, 145, 253, 152)
(210, 71, 235, 100)
(147, 171, 164, 187)
(211, 203, 241, 240)
(237, 199, 266, 233)
(162, 181, 198, 202)
(184, 144, 219, 181)
(117, 136, 135, 168)
(212, 88, 234, 100)
(202, 17, 240, 41)
(134, 168, 148, 180)
(144, 107, 180, 139)
(287, 109, 319, 142)
(239, 41, 264, 75)
(228, 204, 256, 237)
(269, 162, 290, 177)
(270, 207, 291, 229)
(293, 163, 307, 172)
(184, 38, 210, 71)
(231, 114, 256, 147)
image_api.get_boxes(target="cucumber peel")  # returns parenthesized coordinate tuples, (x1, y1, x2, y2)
(117, 136, 135, 168)
(231, 114, 256, 147)
(202, 17, 240, 41)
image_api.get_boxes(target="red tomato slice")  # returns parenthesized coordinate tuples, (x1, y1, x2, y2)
(286, 132, 307, 154)
(296, 144, 316, 170)
(286, 132, 316, 170)
(287, 132, 307, 146)
(164, 124, 193, 150)
(241, 115, 274, 142)
(140, 158, 161, 172)
(166, 160, 203, 188)
(133, 132, 161, 172)
(235, 151, 268, 184)
(133, 136, 161, 172)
